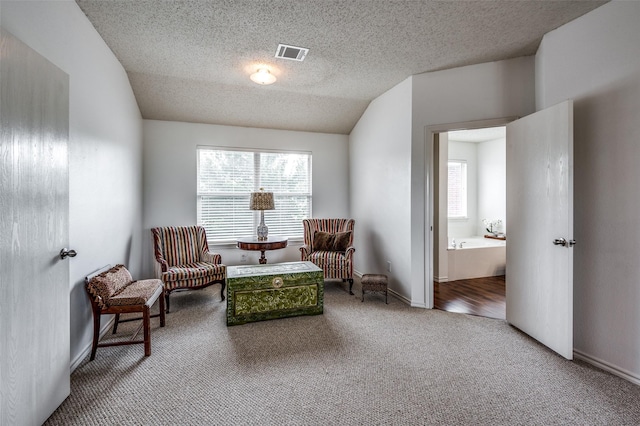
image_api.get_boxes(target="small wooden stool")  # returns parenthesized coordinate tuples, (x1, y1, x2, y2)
(361, 274, 388, 304)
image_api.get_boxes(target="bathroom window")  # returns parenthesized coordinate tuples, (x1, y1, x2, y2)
(448, 160, 467, 218)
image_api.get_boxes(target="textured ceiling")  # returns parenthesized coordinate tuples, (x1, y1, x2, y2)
(76, 0, 606, 135)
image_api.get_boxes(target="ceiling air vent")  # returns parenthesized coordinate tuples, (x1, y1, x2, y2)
(275, 44, 309, 61)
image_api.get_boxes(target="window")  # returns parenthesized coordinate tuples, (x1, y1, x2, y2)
(448, 160, 467, 218)
(197, 147, 312, 243)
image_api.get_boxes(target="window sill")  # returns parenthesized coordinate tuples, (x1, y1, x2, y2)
(211, 237, 304, 248)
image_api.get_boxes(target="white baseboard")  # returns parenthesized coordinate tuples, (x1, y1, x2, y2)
(387, 288, 411, 305)
(70, 316, 115, 373)
(434, 276, 448, 283)
(574, 349, 640, 386)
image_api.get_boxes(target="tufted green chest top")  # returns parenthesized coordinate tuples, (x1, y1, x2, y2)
(226, 261, 324, 326)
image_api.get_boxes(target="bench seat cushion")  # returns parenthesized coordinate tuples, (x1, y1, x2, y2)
(108, 279, 164, 307)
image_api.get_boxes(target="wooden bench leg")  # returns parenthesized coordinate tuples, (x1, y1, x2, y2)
(159, 290, 166, 327)
(143, 306, 151, 356)
(90, 305, 101, 361)
(112, 313, 120, 334)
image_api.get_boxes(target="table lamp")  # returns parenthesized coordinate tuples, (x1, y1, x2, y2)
(250, 188, 275, 240)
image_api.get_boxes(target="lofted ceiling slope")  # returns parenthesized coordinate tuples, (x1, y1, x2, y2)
(76, 0, 606, 135)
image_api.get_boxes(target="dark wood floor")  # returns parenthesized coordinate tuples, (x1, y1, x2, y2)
(434, 275, 505, 320)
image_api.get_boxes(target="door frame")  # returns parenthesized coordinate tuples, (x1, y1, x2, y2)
(424, 117, 518, 308)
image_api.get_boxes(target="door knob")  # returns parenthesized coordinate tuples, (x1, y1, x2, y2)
(569, 239, 577, 247)
(552, 238, 567, 247)
(59, 248, 77, 259)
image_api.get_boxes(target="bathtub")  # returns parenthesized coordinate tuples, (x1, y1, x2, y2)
(446, 236, 506, 281)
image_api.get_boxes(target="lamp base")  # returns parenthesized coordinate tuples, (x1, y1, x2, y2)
(257, 211, 268, 241)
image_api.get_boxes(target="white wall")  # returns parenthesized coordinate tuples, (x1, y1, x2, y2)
(410, 57, 536, 307)
(143, 120, 349, 276)
(349, 78, 413, 301)
(447, 141, 478, 239)
(1, 1, 143, 367)
(536, 0, 640, 383)
(477, 137, 506, 236)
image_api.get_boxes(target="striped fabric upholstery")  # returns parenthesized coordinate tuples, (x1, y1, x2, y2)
(152, 226, 207, 266)
(151, 226, 226, 300)
(300, 219, 355, 281)
(302, 218, 354, 247)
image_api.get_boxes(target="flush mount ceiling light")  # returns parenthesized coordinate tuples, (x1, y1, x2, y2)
(250, 68, 276, 85)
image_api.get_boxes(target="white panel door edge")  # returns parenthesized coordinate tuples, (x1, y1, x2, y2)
(0, 28, 71, 425)
(506, 100, 574, 359)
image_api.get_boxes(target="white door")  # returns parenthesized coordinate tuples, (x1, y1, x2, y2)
(506, 100, 574, 360)
(0, 29, 71, 424)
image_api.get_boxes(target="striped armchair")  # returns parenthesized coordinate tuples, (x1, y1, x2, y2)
(151, 226, 226, 312)
(300, 219, 355, 295)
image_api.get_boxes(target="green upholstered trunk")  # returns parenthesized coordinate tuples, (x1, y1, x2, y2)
(226, 261, 324, 326)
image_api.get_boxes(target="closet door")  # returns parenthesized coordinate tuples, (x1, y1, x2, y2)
(1, 29, 70, 425)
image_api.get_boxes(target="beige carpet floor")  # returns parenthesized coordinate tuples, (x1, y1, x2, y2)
(46, 280, 640, 425)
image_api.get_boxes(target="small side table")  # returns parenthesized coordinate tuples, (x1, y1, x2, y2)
(237, 236, 288, 264)
(361, 274, 388, 304)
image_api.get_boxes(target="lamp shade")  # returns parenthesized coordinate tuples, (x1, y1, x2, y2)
(250, 190, 275, 210)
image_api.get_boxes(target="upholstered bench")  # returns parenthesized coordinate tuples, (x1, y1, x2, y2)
(361, 273, 389, 304)
(85, 264, 165, 360)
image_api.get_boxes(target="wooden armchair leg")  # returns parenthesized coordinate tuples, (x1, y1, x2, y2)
(165, 292, 171, 313)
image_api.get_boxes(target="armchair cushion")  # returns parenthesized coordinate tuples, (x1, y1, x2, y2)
(313, 231, 333, 251)
(313, 231, 352, 252)
(308, 250, 349, 266)
(162, 261, 226, 282)
(333, 231, 352, 252)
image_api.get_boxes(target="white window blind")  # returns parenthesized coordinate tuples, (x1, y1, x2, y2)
(448, 160, 467, 218)
(197, 147, 312, 243)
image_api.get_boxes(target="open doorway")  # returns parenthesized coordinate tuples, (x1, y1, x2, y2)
(432, 126, 507, 319)
(426, 103, 574, 358)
